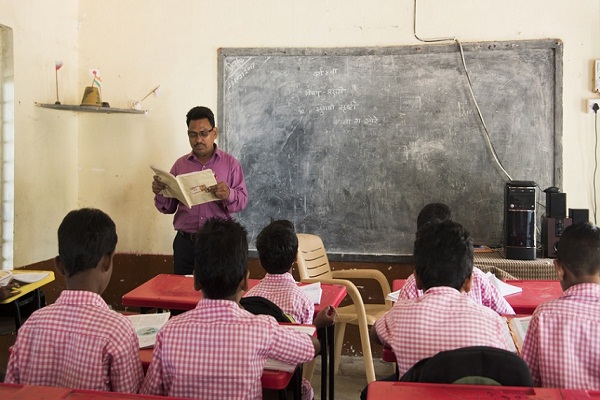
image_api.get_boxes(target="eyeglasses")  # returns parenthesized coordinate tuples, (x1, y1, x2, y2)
(187, 127, 214, 139)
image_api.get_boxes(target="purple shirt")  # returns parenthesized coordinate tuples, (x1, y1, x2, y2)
(154, 145, 248, 233)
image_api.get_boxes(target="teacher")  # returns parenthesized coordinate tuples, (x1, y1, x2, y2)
(152, 106, 248, 275)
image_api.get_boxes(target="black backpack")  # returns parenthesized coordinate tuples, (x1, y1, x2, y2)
(400, 346, 533, 387)
(240, 296, 294, 323)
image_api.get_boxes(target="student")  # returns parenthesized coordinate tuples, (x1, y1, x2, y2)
(140, 217, 320, 400)
(151, 105, 248, 275)
(244, 219, 336, 400)
(370, 220, 511, 378)
(245, 219, 335, 325)
(5, 208, 143, 392)
(521, 222, 600, 389)
(397, 202, 515, 315)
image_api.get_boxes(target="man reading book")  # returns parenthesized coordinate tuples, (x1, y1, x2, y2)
(151, 106, 248, 275)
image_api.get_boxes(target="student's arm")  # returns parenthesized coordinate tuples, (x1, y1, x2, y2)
(140, 334, 168, 396)
(312, 306, 336, 329)
(520, 315, 542, 386)
(310, 335, 321, 356)
(109, 326, 144, 393)
(370, 324, 383, 345)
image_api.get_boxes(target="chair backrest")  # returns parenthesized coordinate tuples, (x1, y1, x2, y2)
(240, 296, 294, 323)
(399, 346, 533, 387)
(296, 234, 334, 281)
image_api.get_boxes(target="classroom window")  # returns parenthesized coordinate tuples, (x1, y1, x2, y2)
(0, 25, 14, 271)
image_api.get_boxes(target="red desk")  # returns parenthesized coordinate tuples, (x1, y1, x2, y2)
(502, 280, 562, 314)
(123, 274, 347, 400)
(392, 279, 563, 315)
(0, 382, 187, 399)
(366, 382, 564, 399)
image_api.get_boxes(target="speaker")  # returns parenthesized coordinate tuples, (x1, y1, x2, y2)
(542, 217, 572, 258)
(505, 182, 537, 260)
(569, 208, 589, 225)
(546, 192, 567, 218)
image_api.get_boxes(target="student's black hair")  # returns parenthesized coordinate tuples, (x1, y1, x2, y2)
(186, 106, 215, 128)
(413, 220, 473, 291)
(555, 222, 600, 277)
(57, 208, 117, 278)
(256, 219, 298, 275)
(194, 217, 248, 299)
(417, 202, 452, 230)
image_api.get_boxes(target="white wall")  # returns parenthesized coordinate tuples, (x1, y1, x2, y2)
(1, 0, 600, 265)
(0, 0, 79, 267)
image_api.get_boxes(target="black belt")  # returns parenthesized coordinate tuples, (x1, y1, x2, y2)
(178, 231, 197, 242)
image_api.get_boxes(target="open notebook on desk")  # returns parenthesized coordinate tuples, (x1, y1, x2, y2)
(126, 312, 170, 349)
(386, 273, 522, 302)
(298, 282, 322, 304)
(502, 315, 532, 354)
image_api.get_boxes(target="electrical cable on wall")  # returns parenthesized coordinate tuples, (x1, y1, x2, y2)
(413, 0, 513, 182)
(593, 103, 599, 223)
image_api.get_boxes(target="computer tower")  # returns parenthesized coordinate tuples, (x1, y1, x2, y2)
(504, 182, 537, 260)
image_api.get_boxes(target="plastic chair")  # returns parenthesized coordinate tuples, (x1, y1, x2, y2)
(296, 233, 392, 384)
(400, 346, 533, 386)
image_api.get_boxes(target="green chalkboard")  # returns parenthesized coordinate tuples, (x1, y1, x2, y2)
(217, 39, 562, 261)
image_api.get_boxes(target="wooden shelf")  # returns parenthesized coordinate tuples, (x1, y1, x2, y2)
(36, 103, 146, 114)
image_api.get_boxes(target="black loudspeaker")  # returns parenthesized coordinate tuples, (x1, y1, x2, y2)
(542, 217, 572, 258)
(505, 181, 537, 260)
(569, 208, 589, 225)
(546, 192, 567, 218)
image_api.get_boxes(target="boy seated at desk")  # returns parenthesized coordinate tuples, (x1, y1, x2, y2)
(140, 217, 320, 400)
(396, 202, 515, 315)
(5, 208, 143, 392)
(368, 220, 511, 387)
(522, 222, 600, 389)
(244, 219, 336, 400)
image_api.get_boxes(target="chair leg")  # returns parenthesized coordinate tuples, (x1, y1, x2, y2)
(333, 321, 347, 375)
(358, 321, 376, 384)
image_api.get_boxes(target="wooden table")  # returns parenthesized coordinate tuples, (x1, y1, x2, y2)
(366, 381, 565, 399)
(0, 270, 55, 330)
(123, 274, 347, 400)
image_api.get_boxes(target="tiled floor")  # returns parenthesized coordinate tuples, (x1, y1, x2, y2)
(310, 355, 395, 400)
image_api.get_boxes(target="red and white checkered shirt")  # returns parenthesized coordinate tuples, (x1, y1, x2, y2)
(521, 283, 600, 389)
(244, 272, 316, 400)
(375, 286, 511, 377)
(140, 298, 315, 400)
(244, 272, 314, 324)
(397, 267, 515, 315)
(5, 290, 143, 393)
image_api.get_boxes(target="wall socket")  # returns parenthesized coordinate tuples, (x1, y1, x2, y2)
(588, 98, 600, 113)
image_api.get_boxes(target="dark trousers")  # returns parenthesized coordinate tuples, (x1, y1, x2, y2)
(173, 231, 195, 275)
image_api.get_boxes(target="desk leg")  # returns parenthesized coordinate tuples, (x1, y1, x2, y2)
(317, 326, 328, 400)
(328, 324, 335, 400)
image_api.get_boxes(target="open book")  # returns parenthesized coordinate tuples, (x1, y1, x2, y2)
(485, 272, 523, 296)
(299, 282, 322, 304)
(126, 312, 170, 349)
(502, 315, 532, 354)
(265, 324, 316, 372)
(151, 165, 219, 208)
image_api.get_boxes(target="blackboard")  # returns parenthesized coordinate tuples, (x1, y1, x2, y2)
(217, 40, 563, 261)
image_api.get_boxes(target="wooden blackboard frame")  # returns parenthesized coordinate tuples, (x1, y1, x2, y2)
(217, 39, 563, 263)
